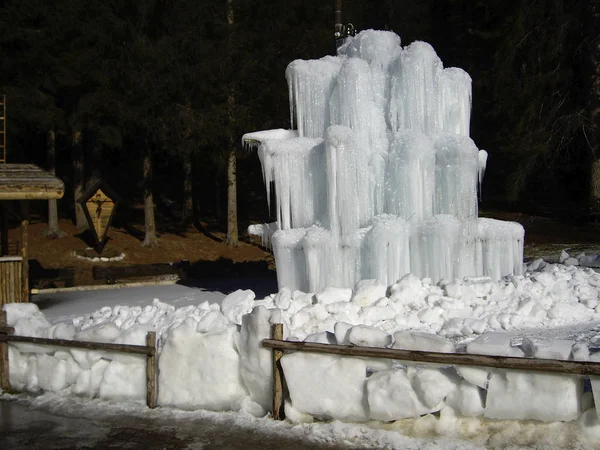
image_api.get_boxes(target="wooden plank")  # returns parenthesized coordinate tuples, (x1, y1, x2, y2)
(271, 324, 285, 420)
(262, 338, 600, 376)
(0, 311, 12, 391)
(0, 334, 155, 356)
(146, 331, 157, 409)
(20, 219, 28, 302)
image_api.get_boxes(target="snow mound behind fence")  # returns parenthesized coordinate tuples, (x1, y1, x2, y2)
(3, 261, 600, 436)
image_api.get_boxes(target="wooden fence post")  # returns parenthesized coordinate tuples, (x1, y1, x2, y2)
(0, 310, 12, 391)
(146, 331, 157, 408)
(20, 219, 28, 302)
(271, 323, 285, 420)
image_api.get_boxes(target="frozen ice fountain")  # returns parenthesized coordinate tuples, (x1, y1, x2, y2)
(244, 30, 524, 293)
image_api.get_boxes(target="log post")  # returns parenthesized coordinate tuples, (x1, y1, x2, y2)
(20, 219, 28, 302)
(0, 203, 7, 256)
(146, 331, 157, 408)
(271, 323, 285, 420)
(0, 310, 12, 391)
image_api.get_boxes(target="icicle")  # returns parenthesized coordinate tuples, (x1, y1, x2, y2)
(478, 149, 488, 200)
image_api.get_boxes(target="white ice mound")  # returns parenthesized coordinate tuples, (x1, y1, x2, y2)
(245, 29, 524, 292)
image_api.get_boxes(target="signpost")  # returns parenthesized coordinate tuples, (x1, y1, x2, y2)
(79, 181, 118, 254)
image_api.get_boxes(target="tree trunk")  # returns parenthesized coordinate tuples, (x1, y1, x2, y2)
(46, 128, 63, 238)
(225, 0, 239, 247)
(181, 152, 193, 226)
(142, 147, 158, 248)
(589, 1, 600, 207)
(72, 129, 88, 231)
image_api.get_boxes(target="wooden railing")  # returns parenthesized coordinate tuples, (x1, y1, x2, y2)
(263, 323, 600, 420)
(0, 311, 158, 408)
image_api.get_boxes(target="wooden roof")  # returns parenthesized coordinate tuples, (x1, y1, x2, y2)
(0, 164, 64, 200)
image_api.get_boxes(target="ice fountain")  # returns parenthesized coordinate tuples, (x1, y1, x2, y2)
(244, 30, 524, 293)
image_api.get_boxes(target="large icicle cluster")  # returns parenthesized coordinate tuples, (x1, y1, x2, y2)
(244, 30, 524, 292)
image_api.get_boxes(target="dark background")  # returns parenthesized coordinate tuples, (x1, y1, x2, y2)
(1, 0, 598, 232)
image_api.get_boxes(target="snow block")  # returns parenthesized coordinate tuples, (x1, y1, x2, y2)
(485, 369, 582, 422)
(347, 325, 392, 347)
(239, 306, 274, 413)
(98, 361, 146, 402)
(281, 352, 368, 421)
(392, 330, 455, 353)
(445, 380, 485, 417)
(158, 320, 247, 411)
(220, 289, 256, 325)
(366, 366, 452, 421)
(351, 280, 387, 307)
(466, 331, 523, 357)
(521, 337, 574, 360)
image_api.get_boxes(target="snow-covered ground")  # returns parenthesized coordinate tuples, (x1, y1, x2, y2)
(3, 253, 600, 449)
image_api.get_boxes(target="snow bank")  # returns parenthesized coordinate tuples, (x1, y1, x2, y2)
(3, 260, 600, 432)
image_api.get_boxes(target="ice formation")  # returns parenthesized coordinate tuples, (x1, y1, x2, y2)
(243, 30, 524, 292)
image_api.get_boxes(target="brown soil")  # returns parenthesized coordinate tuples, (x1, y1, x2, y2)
(8, 218, 273, 287)
(8, 212, 600, 288)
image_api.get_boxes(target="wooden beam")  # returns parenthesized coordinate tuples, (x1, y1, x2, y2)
(20, 219, 28, 302)
(262, 338, 600, 376)
(146, 331, 157, 408)
(0, 334, 155, 356)
(271, 324, 285, 420)
(0, 310, 12, 391)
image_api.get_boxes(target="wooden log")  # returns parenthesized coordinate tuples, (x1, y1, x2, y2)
(271, 323, 285, 420)
(20, 219, 28, 302)
(0, 257, 22, 306)
(0, 204, 7, 256)
(0, 310, 12, 391)
(146, 331, 157, 409)
(0, 334, 155, 356)
(262, 338, 600, 376)
(93, 261, 187, 281)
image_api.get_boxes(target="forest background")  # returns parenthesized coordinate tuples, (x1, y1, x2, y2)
(1, 0, 599, 248)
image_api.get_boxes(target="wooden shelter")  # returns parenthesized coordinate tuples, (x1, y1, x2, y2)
(0, 163, 64, 306)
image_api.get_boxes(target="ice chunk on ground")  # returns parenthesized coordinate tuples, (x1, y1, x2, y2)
(521, 336, 575, 360)
(158, 320, 247, 411)
(98, 360, 146, 402)
(366, 367, 446, 421)
(220, 289, 256, 325)
(238, 306, 274, 413)
(315, 287, 353, 305)
(351, 280, 387, 307)
(485, 369, 582, 422)
(392, 330, 455, 353)
(347, 325, 392, 347)
(411, 366, 459, 408)
(281, 352, 368, 421)
(445, 380, 485, 417)
(36, 354, 67, 392)
(466, 331, 524, 357)
(455, 366, 489, 389)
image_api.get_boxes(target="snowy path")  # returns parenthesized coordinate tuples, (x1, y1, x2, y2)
(32, 276, 278, 324)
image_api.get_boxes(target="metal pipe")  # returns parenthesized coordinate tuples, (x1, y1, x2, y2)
(334, 0, 342, 37)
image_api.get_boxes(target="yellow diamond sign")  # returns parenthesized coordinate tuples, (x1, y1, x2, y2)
(79, 181, 119, 253)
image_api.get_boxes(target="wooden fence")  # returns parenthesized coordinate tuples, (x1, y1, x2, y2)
(0, 311, 158, 408)
(263, 323, 600, 420)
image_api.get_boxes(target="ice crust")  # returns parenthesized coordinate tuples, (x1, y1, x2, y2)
(247, 30, 524, 292)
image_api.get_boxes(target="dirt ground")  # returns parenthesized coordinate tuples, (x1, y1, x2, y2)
(7, 211, 600, 288)
(8, 218, 273, 287)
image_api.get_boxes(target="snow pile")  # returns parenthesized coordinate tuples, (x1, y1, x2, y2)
(2, 260, 600, 434)
(245, 30, 524, 292)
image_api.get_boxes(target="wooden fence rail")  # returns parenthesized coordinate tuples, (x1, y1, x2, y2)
(263, 323, 600, 420)
(0, 310, 157, 408)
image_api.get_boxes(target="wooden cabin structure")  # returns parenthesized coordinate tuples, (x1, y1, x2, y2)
(0, 163, 64, 306)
